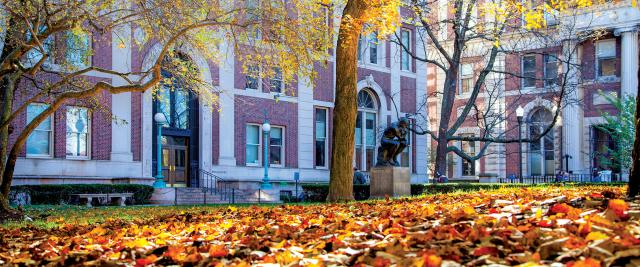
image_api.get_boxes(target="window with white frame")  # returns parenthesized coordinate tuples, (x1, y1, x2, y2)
(66, 107, 90, 158)
(596, 39, 616, 78)
(459, 63, 473, 94)
(269, 126, 284, 166)
(246, 65, 260, 90)
(26, 103, 53, 157)
(246, 124, 261, 165)
(544, 53, 559, 87)
(357, 34, 364, 62)
(65, 31, 92, 69)
(23, 26, 54, 66)
(401, 29, 411, 71)
(460, 133, 476, 176)
(522, 54, 536, 88)
(315, 108, 328, 168)
(270, 67, 283, 92)
(438, 0, 448, 40)
(369, 31, 379, 64)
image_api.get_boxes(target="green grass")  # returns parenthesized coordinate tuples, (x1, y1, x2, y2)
(2, 183, 627, 230)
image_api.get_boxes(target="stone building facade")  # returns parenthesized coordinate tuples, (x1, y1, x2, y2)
(9, 7, 431, 191)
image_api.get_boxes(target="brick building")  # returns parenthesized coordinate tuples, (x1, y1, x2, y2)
(9, 7, 431, 192)
(427, 0, 640, 180)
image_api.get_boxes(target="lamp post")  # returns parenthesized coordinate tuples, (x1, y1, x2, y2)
(261, 119, 272, 189)
(516, 106, 524, 184)
(153, 113, 167, 188)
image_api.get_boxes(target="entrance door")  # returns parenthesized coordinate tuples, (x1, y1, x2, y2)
(161, 136, 189, 187)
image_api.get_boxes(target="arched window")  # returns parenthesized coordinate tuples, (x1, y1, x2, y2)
(528, 108, 554, 176)
(157, 70, 191, 130)
(355, 89, 378, 171)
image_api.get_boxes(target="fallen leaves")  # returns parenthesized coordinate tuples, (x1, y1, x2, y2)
(1, 185, 638, 266)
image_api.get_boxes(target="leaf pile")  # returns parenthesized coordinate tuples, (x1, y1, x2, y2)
(2, 186, 640, 266)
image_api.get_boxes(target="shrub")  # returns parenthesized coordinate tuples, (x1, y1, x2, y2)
(302, 182, 626, 202)
(10, 184, 154, 205)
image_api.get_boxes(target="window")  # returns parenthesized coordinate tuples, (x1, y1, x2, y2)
(401, 29, 411, 71)
(460, 63, 473, 94)
(460, 134, 475, 176)
(522, 55, 536, 88)
(357, 35, 364, 62)
(270, 126, 284, 166)
(355, 90, 378, 171)
(26, 103, 53, 157)
(596, 39, 616, 78)
(400, 131, 411, 168)
(157, 71, 191, 129)
(529, 109, 555, 176)
(544, 54, 559, 87)
(246, 124, 261, 165)
(65, 31, 91, 69)
(66, 107, 90, 158)
(246, 65, 260, 90)
(315, 108, 328, 168)
(369, 32, 378, 64)
(24, 26, 54, 66)
(270, 67, 283, 92)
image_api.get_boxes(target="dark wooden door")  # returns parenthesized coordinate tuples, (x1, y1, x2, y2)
(161, 136, 189, 187)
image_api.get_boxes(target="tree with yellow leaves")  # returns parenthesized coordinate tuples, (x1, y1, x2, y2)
(0, 0, 331, 216)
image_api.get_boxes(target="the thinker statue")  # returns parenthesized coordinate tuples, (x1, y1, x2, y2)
(376, 117, 409, 166)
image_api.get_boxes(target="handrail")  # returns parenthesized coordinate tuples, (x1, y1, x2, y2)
(198, 169, 236, 203)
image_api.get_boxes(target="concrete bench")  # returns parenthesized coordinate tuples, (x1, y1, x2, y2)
(71, 193, 134, 207)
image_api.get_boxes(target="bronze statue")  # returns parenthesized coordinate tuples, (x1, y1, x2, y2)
(376, 118, 409, 166)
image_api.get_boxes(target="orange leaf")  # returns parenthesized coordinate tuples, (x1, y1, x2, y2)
(208, 244, 229, 258)
(473, 246, 499, 257)
(422, 253, 442, 267)
(134, 255, 158, 267)
(550, 203, 571, 214)
(373, 256, 391, 267)
(568, 258, 601, 267)
(608, 199, 629, 219)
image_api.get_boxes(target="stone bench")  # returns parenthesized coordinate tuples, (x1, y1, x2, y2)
(71, 193, 134, 207)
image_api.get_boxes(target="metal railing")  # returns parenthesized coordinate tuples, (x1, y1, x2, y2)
(497, 173, 625, 184)
(198, 169, 237, 203)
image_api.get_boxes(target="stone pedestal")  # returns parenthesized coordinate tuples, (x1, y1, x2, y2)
(369, 166, 410, 199)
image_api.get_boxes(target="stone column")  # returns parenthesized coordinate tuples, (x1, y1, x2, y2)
(562, 39, 583, 174)
(110, 20, 133, 162)
(414, 30, 429, 182)
(218, 39, 237, 166)
(297, 74, 315, 169)
(615, 27, 639, 98)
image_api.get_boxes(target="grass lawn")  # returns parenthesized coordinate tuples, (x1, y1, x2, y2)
(1, 184, 638, 266)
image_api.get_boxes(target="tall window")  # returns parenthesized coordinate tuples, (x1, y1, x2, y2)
(400, 132, 411, 168)
(270, 126, 284, 166)
(315, 108, 328, 168)
(596, 39, 616, 78)
(355, 90, 377, 171)
(460, 63, 473, 94)
(401, 29, 411, 71)
(522, 55, 536, 88)
(65, 31, 91, 69)
(270, 67, 283, 92)
(24, 26, 53, 66)
(26, 104, 53, 157)
(246, 65, 260, 90)
(357, 35, 364, 62)
(460, 134, 476, 176)
(66, 107, 90, 158)
(246, 124, 261, 165)
(157, 71, 191, 129)
(544, 54, 559, 87)
(529, 109, 555, 176)
(369, 32, 378, 64)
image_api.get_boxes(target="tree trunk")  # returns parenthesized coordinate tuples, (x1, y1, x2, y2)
(628, 92, 640, 197)
(433, 72, 458, 178)
(0, 75, 18, 214)
(327, 0, 367, 202)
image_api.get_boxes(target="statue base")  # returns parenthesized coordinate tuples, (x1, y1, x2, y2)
(369, 166, 410, 199)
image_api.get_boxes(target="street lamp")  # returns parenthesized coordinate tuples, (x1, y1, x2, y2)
(516, 106, 524, 184)
(261, 119, 273, 189)
(153, 112, 167, 188)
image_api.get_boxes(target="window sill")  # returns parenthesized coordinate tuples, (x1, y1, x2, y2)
(25, 155, 54, 159)
(65, 156, 90, 161)
(596, 76, 620, 83)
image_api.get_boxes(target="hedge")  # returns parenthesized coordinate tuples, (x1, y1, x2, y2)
(10, 184, 154, 205)
(301, 182, 627, 202)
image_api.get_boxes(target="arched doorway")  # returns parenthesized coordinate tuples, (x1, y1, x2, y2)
(152, 68, 200, 187)
(355, 89, 378, 172)
(528, 108, 554, 176)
